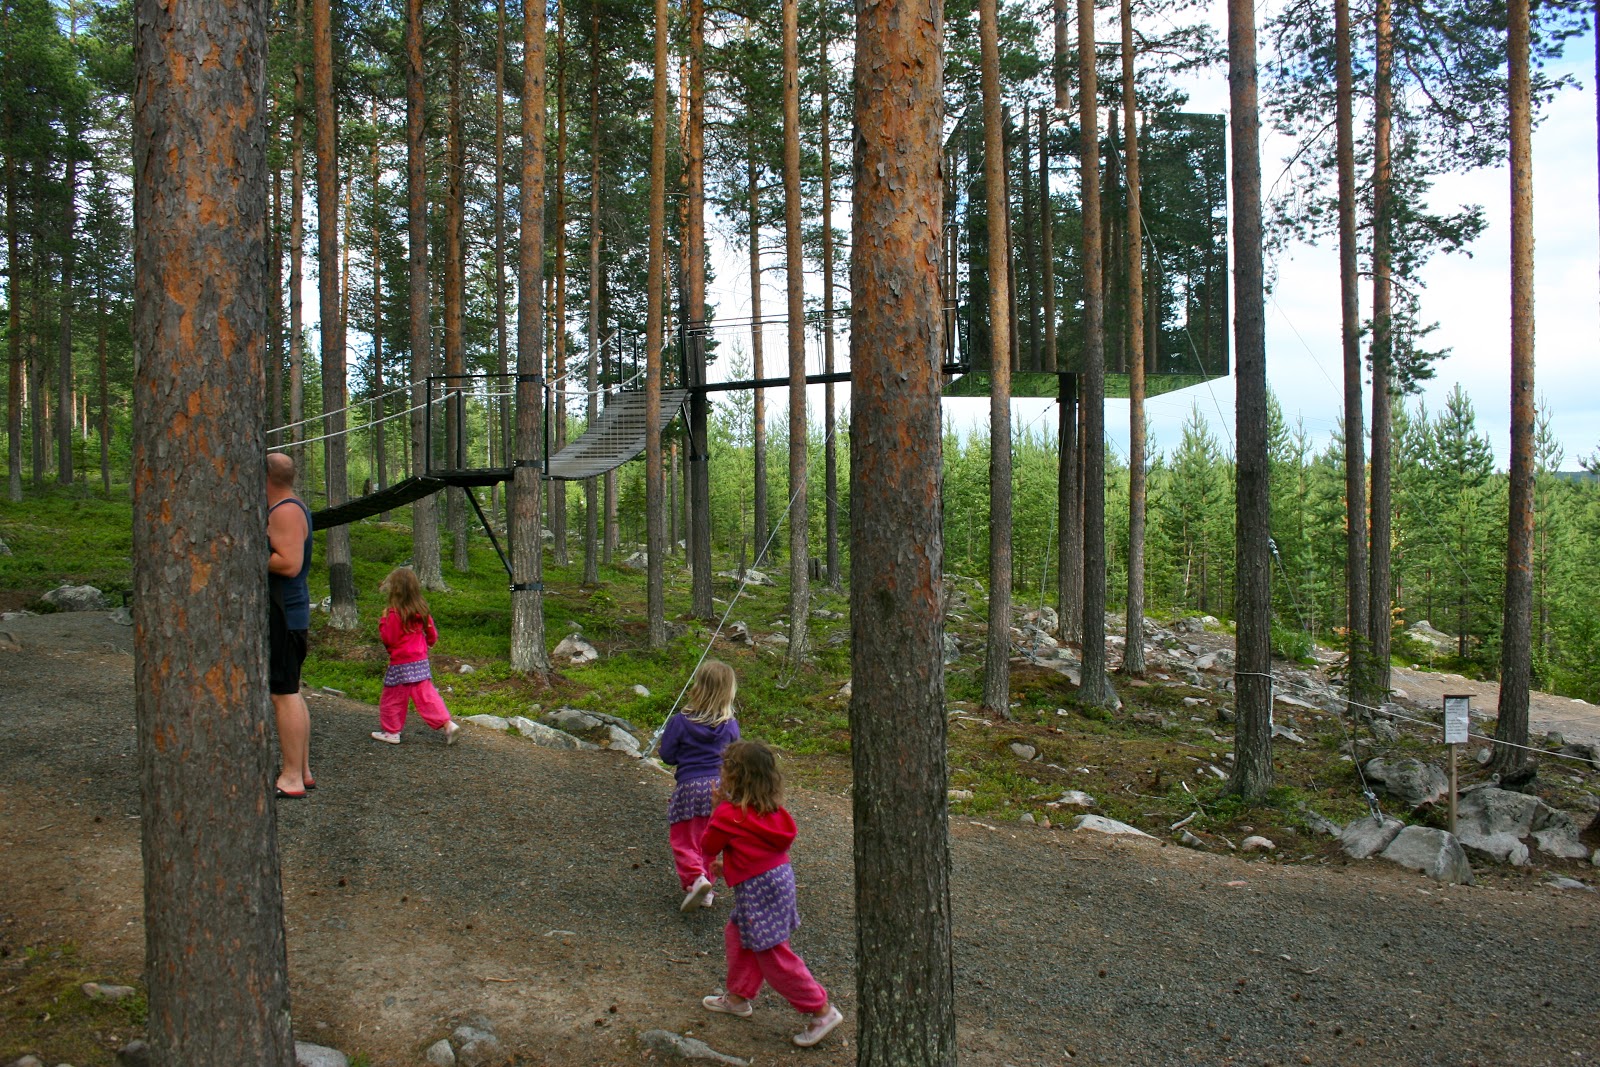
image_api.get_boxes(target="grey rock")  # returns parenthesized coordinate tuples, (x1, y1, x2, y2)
(1405, 620, 1457, 656)
(508, 717, 597, 751)
(543, 707, 603, 733)
(82, 981, 137, 1002)
(1362, 757, 1449, 809)
(637, 1030, 749, 1065)
(1370, 719, 1400, 742)
(836, 680, 853, 700)
(1020, 812, 1036, 825)
(725, 621, 753, 645)
(1556, 742, 1600, 770)
(116, 1041, 151, 1067)
(633, 684, 651, 697)
(1009, 742, 1037, 761)
(1241, 835, 1275, 852)
(622, 550, 648, 569)
(1179, 829, 1205, 848)
(1194, 650, 1234, 672)
(947, 789, 974, 801)
(604, 724, 642, 756)
(1271, 724, 1306, 745)
(1378, 826, 1474, 884)
(1046, 790, 1096, 810)
(1340, 814, 1406, 859)
(10, 1057, 44, 1067)
(458, 663, 476, 674)
(1298, 806, 1343, 837)
(425, 1038, 457, 1067)
(1531, 806, 1592, 860)
(551, 634, 599, 665)
(294, 1042, 350, 1067)
(109, 605, 133, 626)
(943, 633, 962, 664)
(1544, 731, 1565, 749)
(452, 1021, 499, 1067)
(1173, 616, 1205, 634)
(1545, 876, 1594, 891)
(42, 584, 107, 612)
(1071, 814, 1155, 839)
(463, 714, 509, 731)
(0, 536, 10, 556)
(1456, 787, 1541, 864)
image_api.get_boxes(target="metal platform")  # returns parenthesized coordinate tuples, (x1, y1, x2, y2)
(545, 388, 688, 480)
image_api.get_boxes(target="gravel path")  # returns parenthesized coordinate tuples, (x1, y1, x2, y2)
(2, 612, 1598, 1067)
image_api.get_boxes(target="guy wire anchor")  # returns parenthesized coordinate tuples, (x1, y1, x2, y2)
(1362, 789, 1383, 820)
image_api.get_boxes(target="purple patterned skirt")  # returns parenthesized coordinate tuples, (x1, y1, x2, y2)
(731, 862, 801, 952)
(383, 658, 433, 686)
(667, 776, 718, 824)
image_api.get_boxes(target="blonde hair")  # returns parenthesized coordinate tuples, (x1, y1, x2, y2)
(379, 567, 430, 628)
(720, 740, 783, 815)
(682, 659, 737, 726)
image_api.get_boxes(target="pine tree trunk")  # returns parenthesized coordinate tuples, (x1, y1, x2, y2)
(1077, 0, 1112, 707)
(6, 154, 22, 502)
(1058, 373, 1081, 640)
(643, 0, 669, 648)
(1492, 0, 1535, 777)
(820, 15, 840, 590)
(748, 142, 769, 561)
(1368, 0, 1395, 703)
(57, 131, 76, 486)
(511, 0, 550, 674)
(1227, 0, 1273, 798)
(583, 4, 601, 586)
(1021, 104, 1038, 370)
(269, 164, 283, 435)
(849, 0, 956, 1052)
(781, 0, 810, 662)
(1121, 0, 1147, 677)
(494, 0, 510, 490)
(97, 275, 109, 495)
(444, 0, 470, 572)
(315, 0, 357, 629)
(685, 0, 713, 617)
(1053, 0, 1070, 112)
(370, 98, 387, 512)
(406, 0, 444, 590)
(979, 0, 1013, 717)
(289, 0, 305, 467)
(1335, 0, 1370, 718)
(1040, 108, 1056, 374)
(131, 1, 293, 1057)
(551, 0, 570, 566)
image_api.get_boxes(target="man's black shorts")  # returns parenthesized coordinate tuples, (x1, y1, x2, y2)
(269, 601, 308, 696)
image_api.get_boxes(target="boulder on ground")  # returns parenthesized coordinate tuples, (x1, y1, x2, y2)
(1378, 826, 1474, 884)
(1404, 620, 1456, 656)
(1071, 814, 1154, 839)
(294, 1042, 350, 1067)
(1455, 786, 1539, 865)
(550, 634, 599, 665)
(1340, 814, 1405, 859)
(637, 1029, 749, 1065)
(1362, 757, 1449, 809)
(508, 716, 597, 751)
(42, 583, 107, 612)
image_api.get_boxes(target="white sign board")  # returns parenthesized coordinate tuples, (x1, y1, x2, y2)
(1443, 695, 1471, 745)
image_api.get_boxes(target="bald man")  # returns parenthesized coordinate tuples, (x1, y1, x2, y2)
(267, 452, 314, 798)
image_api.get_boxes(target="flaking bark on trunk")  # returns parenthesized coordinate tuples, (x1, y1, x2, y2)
(748, 139, 770, 561)
(979, 0, 1014, 718)
(1492, 0, 1535, 778)
(686, 0, 713, 617)
(131, 1, 293, 1058)
(444, 0, 470, 572)
(1368, 0, 1395, 705)
(1227, 0, 1273, 798)
(1121, 0, 1147, 677)
(406, 0, 444, 589)
(820, 15, 840, 590)
(782, 0, 809, 664)
(583, 2, 601, 586)
(849, 0, 956, 1053)
(644, 0, 669, 648)
(314, 0, 358, 629)
(511, 0, 550, 673)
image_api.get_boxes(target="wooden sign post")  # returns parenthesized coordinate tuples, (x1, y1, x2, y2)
(1443, 694, 1472, 834)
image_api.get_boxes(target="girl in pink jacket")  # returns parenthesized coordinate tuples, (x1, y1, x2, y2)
(370, 567, 460, 745)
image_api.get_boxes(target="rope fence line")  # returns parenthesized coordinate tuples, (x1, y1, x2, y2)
(267, 392, 450, 451)
(1236, 669, 1598, 769)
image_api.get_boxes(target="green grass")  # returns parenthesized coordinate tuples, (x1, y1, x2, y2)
(0, 944, 146, 1067)
(0, 486, 135, 603)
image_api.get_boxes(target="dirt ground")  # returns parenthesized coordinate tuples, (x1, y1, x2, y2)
(3, 611, 1599, 1067)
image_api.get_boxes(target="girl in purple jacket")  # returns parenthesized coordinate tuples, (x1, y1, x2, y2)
(659, 659, 741, 911)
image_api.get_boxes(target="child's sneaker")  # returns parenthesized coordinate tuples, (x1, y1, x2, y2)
(701, 890, 716, 908)
(680, 875, 714, 912)
(792, 1005, 843, 1047)
(370, 730, 402, 744)
(701, 994, 753, 1018)
(443, 721, 461, 745)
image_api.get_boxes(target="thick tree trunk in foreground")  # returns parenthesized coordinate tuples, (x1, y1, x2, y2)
(979, 0, 1013, 717)
(850, 0, 955, 1055)
(685, 0, 713, 618)
(510, 0, 550, 673)
(1121, 0, 1147, 677)
(1492, 0, 1535, 778)
(783, 0, 809, 664)
(314, 0, 357, 629)
(1077, 0, 1112, 707)
(1335, 0, 1371, 718)
(1227, 0, 1273, 798)
(131, 2, 292, 1060)
(406, 0, 444, 589)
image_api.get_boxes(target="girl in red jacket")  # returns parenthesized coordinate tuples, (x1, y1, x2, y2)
(370, 567, 460, 745)
(698, 740, 844, 1048)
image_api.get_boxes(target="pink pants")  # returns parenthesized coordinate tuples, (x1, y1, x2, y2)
(669, 816, 713, 890)
(723, 920, 828, 1014)
(378, 680, 452, 733)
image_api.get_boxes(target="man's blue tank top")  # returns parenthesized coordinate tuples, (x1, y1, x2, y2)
(270, 498, 313, 630)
